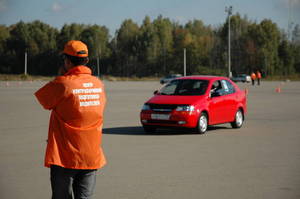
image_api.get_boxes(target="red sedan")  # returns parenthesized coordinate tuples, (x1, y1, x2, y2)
(140, 76, 247, 134)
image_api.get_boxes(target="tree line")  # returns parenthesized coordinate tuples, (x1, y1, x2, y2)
(0, 14, 300, 77)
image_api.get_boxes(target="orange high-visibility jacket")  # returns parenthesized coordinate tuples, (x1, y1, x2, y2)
(35, 66, 106, 169)
(256, 72, 261, 79)
(251, 72, 256, 80)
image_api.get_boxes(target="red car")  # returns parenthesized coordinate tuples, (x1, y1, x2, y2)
(140, 76, 247, 134)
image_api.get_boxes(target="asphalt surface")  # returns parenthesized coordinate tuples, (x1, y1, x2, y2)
(0, 80, 300, 199)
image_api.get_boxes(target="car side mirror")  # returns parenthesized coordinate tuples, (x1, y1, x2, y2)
(153, 90, 158, 95)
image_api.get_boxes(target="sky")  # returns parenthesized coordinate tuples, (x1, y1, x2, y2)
(0, 0, 299, 35)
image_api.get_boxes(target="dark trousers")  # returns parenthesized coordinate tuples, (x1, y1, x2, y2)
(50, 165, 97, 199)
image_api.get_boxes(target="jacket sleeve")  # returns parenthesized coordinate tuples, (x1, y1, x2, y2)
(34, 79, 65, 110)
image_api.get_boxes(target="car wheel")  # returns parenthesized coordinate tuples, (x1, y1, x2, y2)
(231, 109, 244, 128)
(143, 125, 156, 133)
(196, 112, 208, 134)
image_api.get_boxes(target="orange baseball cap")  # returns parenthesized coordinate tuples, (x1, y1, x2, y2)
(63, 40, 88, 57)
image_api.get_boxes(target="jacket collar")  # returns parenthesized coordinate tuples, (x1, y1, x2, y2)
(65, 65, 92, 75)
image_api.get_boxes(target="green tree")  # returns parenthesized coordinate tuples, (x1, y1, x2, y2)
(57, 23, 86, 51)
(6, 21, 31, 73)
(80, 25, 111, 75)
(0, 25, 9, 53)
(138, 16, 157, 76)
(152, 15, 173, 75)
(114, 19, 140, 76)
(0, 25, 11, 73)
(0, 17, 299, 78)
(257, 20, 281, 76)
(291, 24, 300, 73)
(292, 24, 300, 44)
(219, 14, 254, 75)
(278, 40, 294, 75)
(184, 20, 214, 74)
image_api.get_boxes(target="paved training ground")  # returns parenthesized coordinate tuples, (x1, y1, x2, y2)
(0, 80, 300, 199)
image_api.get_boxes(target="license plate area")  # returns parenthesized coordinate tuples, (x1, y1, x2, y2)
(151, 114, 170, 120)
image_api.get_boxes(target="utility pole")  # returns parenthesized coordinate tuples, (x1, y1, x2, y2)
(225, 6, 233, 78)
(183, 48, 186, 76)
(97, 47, 101, 77)
(288, 0, 294, 41)
(97, 57, 100, 77)
(24, 51, 27, 75)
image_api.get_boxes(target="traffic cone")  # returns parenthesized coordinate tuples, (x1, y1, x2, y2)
(275, 86, 281, 93)
(244, 88, 249, 95)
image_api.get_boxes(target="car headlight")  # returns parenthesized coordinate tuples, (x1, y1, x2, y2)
(142, 104, 151, 110)
(176, 105, 195, 112)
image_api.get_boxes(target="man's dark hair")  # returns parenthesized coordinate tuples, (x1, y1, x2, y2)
(64, 54, 88, 66)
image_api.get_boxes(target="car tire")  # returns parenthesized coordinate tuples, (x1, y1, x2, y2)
(231, 109, 244, 128)
(143, 125, 156, 133)
(196, 112, 208, 134)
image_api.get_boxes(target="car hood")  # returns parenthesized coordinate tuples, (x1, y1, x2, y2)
(146, 94, 206, 105)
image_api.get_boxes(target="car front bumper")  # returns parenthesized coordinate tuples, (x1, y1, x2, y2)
(140, 110, 199, 128)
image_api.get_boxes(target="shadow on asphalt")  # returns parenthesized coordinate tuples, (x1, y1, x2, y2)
(103, 126, 229, 136)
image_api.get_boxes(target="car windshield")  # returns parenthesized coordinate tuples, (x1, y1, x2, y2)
(159, 79, 208, 96)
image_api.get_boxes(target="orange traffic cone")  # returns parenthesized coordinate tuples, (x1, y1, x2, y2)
(244, 88, 249, 95)
(275, 86, 281, 93)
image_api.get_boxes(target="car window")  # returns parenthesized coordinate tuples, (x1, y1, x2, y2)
(221, 80, 235, 94)
(211, 80, 225, 96)
(211, 81, 222, 90)
(211, 80, 235, 96)
(160, 79, 208, 96)
(160, 81, 177, 95)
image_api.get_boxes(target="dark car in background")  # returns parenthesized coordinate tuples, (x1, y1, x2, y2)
(160, 74, 182, 84)
(231, 74, 251, 83)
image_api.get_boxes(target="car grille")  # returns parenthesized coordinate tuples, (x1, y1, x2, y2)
(148, 104, 179, 112)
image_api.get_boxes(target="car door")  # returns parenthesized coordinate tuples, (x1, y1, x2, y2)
(208, 80, 226, 124)
(219, 79, 237, 122)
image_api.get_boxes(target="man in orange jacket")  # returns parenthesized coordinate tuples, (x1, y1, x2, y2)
(256, 70, 262, 85)
(251, 72, 256, 86)
(35, 40, 106, 199)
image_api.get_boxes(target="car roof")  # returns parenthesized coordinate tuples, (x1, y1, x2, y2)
(176, 75, 229, 81)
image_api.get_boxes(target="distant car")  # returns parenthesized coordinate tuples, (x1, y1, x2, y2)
(140, 76, 247, 134)
(231, 74, 251, 83)
(160, 74, 182, 84)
